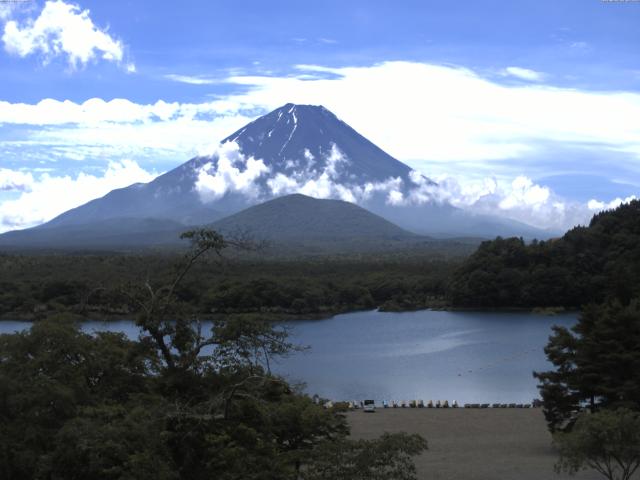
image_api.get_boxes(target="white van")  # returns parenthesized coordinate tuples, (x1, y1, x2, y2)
(363, 399, 376, 412)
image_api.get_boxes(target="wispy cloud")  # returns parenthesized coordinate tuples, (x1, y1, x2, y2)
(501, 66, 546, 82)
(164, 73, 219, 85)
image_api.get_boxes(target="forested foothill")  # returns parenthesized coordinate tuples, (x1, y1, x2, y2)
(450, 200, 640, 309)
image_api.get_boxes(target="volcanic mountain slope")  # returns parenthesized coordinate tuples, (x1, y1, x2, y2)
(223, 103, 418, 183)
(0, 103, 552, 249)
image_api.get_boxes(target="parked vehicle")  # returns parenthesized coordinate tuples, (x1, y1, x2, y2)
(363, 399, 376, 412)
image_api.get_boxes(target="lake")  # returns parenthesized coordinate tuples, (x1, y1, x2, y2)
(0, 309, 576, 404)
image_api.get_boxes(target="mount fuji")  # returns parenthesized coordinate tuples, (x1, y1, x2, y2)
(0, 103, 549, 250)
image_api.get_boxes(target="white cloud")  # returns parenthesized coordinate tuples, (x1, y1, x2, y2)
(501, 66, 545, 82)
(0, 97, 255, 166)
(195, 142, 269, 201)
(409, 173, 599, 231)
(197, 142, 403, 206)
(498, 176, 550, 209)
(0, 160, 157, 232)
(2, 0, 131, 69)
(0, 169, 34, 191)
(587, 195, 638, 211)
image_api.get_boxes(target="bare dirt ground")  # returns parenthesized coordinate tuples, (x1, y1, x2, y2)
(347, 408, 620, 480)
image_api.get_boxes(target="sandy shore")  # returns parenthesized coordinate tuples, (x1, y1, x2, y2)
(347, 408, 615, 480)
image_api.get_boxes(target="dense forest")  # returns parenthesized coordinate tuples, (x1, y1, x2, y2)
(450, 200, 640, 309)
(0, 251, 459, 321)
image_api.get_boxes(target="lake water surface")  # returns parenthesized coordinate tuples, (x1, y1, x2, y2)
(0, 309, 576, 404)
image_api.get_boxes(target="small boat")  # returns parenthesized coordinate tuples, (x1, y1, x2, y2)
(418, 399, 425, 408)
(452, 400, 459, 408)
(443, 400, 450, 408)
(427, 400, 434, 408)
(435, 400, 441, 408)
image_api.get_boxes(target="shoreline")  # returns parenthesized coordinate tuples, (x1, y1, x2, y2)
(0, 304, 577, 323)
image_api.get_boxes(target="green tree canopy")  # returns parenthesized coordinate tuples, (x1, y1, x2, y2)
(555, 408, 640, 480)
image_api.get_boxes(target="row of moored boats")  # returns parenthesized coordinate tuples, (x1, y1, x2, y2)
(321, 399, 536, 410)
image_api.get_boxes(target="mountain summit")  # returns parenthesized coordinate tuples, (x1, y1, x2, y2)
(0, 103, 551, 249)
(222, 103, 414, 183)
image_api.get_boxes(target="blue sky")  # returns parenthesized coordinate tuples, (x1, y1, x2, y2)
(0, 0, 639, 232)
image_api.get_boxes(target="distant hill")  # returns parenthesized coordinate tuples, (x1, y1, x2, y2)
(210, 194, 426, 252)
(0, 218, 185, 251)
(449, 200, 640, 308)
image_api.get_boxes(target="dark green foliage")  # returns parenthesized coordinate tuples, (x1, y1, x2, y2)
(554, 408, 640, 480)
(0, 314, 158, 479)
(303, 432, 428, 480)
(534, 301, 640, 431)
(0, 316, 323, 480)
(0, 252, 459, 321)
(450, 200, 640, 308)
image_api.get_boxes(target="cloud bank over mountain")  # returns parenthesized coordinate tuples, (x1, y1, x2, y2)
(188, 139, 628, 233)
